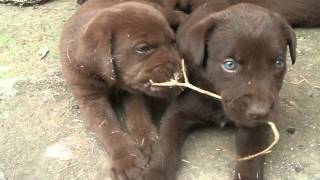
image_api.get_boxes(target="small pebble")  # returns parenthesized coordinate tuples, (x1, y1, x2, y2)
(287, 127, 296, 134)
(72, 105, 79, 109)
(288, 101, 296, 107)
(294, 166, 303, 173)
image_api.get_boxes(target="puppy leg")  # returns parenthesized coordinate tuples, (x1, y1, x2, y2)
(140, 111, 192, 180)
(76, 91, 148, 180)
(234, 125, 270, 180)
(123, 95, 158, 157)
(140, 94, 214, 180)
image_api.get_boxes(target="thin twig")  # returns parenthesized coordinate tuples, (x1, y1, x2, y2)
(290, 75, 320, 89)
(300, 75, 320, 89)
(98, 120, 106, 128)
(237, 121, 280, 161)
(181, 159, 191, 164)
(73, 168, 84, 180)
(150, 59, 222, 100)
(58, 162, 79, 172)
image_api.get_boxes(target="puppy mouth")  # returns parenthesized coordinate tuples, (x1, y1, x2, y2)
(142, 80, 183, 97)
(143, 70, 185, 97)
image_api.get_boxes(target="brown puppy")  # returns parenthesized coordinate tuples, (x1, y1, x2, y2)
(140, 4, 297, 180)
(60, 0, 185, 179)
(76, 0, 187, 29)
(165, 0, 320, 27)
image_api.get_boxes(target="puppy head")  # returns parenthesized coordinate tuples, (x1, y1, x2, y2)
(78, 2, 184, 97)
(178, 4, 297, 127)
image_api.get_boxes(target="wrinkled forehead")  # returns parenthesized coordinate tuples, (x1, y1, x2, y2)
(110, 2, 168, 29)
(111, 2, 174, 39)
(114, 2, 165, 20)
(235, 33, 286, 60)
(209, 21, 287, 62)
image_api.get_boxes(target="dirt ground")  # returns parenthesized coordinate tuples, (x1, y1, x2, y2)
(0, 1, 319, 180)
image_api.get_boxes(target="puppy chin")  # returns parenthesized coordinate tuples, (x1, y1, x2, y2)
(233, 119, 268, 128)
(223, 108, 274, 128)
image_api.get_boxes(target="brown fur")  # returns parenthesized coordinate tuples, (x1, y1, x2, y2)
(59, 0, 187, 179)
(166, 0, 320, 27)
(76, 0, 187, 28)
(139, 4, 297, 180)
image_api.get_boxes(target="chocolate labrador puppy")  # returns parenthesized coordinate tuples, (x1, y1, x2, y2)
(165, 0, 320, 27)
(75, 0, 187, 29)
(140, 4, 297, 180)
(60, 0, 186, 179)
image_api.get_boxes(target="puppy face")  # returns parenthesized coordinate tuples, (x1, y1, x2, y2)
(79, 2, 184, 98)
(178, 4, 297, 127)
(207, 25, 289, 127)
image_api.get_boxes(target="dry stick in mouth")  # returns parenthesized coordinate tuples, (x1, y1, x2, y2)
(150, 59, 280, 161)
(149, 59, 222, 100)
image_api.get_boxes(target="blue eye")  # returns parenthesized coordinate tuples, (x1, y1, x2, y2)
(275, 57, 285, 69)
(222, 58, 237, 72)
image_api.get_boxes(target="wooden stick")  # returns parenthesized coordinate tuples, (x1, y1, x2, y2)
(150, 59, 222, 100)
(237, 121, 280, 161)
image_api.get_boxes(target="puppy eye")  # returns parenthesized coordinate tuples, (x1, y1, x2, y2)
(275, 57, 285, 69)
(134, 43, 153, 54)
(222, 58, 238, 73)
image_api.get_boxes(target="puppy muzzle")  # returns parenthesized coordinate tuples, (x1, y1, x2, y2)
(222, 92, 277, 127)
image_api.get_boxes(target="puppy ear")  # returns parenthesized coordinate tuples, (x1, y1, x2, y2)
(77, 12, 117, 85)
(283, 24, 297, 65)
(154, 4, 189, 30)
(177, 14, 218, 67)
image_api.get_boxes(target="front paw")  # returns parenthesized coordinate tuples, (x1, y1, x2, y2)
(234, 162, 264, 180)
(110, 146, 148, 180)
(234, 172, 262, 180)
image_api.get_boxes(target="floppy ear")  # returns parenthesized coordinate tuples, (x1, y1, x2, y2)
(77, 11, 117, 85)
(152, 3, 189, 30)
(284, 24, 297, 65)
(272, 12, 297, 65)
(177, 14, 218, 67)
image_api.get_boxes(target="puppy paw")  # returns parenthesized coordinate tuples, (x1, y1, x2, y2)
(233, 173, 263, 180)
(110, 146, 148, 180)
(234, 161, 264, 180)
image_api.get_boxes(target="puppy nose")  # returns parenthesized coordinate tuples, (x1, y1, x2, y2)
(246, 103, 271, 120)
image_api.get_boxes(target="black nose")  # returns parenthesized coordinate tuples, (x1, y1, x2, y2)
(246, 103, 271, 120)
